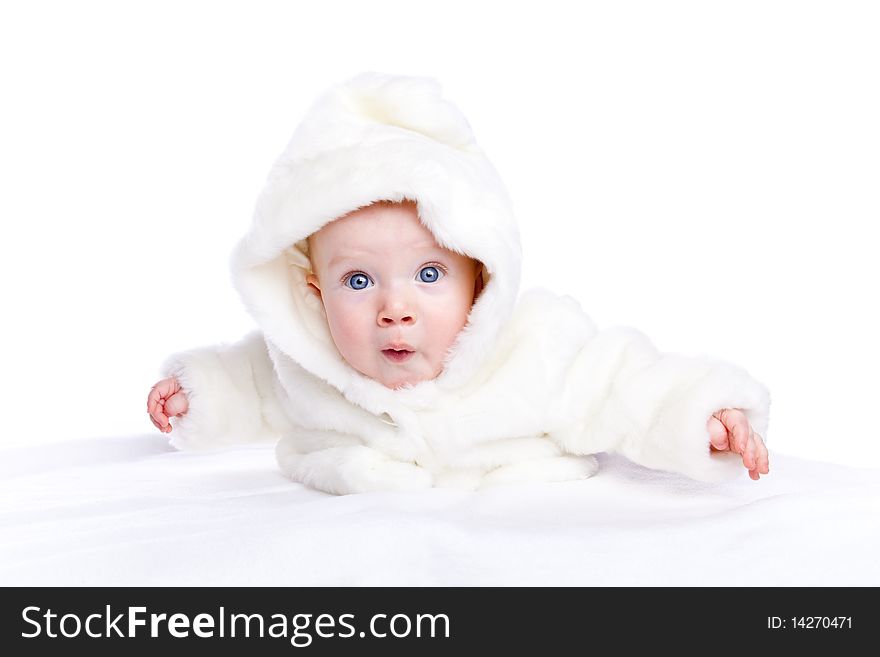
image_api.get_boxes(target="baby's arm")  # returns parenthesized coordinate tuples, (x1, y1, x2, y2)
(148, 331, 287, 450)
(550, 326, 770, 482)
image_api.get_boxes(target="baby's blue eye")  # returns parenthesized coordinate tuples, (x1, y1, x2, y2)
(419, 266, 443, 283)
(345, 273, 372, 290)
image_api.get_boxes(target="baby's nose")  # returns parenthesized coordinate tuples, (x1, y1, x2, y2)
(378, 301, 417, 326)
(379, 311, 416, 326)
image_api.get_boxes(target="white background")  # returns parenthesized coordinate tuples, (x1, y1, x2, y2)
(1, 0, 878, 467)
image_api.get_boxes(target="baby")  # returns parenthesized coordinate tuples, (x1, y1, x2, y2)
(148, 72, 769, 494)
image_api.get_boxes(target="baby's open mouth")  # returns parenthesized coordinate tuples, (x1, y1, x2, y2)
(381, 348, 414, 363)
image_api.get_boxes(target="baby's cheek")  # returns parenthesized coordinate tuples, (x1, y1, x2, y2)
(425, 306, 469, 356)
(325, 302, 373, 362)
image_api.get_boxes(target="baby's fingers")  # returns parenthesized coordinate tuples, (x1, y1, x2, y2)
(149, 408, 171, 433)
(754, 432, 770, 475)
(707, 415, 729, 451)
(165, 390, 189, 418)
(713, 409, 751, 456)
(744, 430, 771, 480)
(147, 393, 170, 434)
(147, 385, 163, 415)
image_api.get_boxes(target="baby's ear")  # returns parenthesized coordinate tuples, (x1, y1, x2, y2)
(473, 268, 484, 301)
(306, 272, 322, 298)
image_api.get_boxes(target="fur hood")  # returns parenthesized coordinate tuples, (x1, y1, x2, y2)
(230, 71, 522, 411)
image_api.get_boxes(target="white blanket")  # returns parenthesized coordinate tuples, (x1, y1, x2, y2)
(2, 436, 878, 586)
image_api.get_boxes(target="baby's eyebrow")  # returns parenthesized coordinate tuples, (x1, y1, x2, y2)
(327, 252, 369, 268)
(327, 243, 445, 269)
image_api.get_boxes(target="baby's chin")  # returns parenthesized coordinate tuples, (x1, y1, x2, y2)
(372, 358, 443, 390)
(379, 370, 437, 391)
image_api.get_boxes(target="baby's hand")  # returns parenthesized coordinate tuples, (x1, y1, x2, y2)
(147, 377, 189, 434)
(707, 408, 769, 480)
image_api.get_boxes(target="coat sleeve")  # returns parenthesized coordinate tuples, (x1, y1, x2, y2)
(548, 326, 771, 482)
(158, 331, 287, 450)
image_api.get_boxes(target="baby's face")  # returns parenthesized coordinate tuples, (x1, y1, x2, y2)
(306, 201, 481, 390)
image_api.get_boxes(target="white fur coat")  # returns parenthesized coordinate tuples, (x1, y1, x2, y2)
(160, 72, 770, 494)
